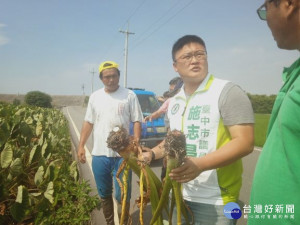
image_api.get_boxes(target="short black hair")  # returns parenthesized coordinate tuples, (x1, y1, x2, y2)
(169, 77, 182, 86)
(172, 35, 206, 62)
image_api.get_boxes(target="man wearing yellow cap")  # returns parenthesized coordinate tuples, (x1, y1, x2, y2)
(78, 61, 143, 225)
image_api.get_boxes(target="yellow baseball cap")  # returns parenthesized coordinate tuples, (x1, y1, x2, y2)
(99, 61, 119, 73)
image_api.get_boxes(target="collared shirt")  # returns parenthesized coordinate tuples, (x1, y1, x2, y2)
(249, 57, 300, 224)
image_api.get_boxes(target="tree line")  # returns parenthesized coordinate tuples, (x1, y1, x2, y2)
(247, 93, 277, 114)
(10, 91, 277, 114)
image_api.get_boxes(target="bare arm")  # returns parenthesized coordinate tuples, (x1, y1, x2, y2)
(170, 123, 254, 182)
(143, 111, 162, 122)
(142, 139, 166, 163)
(77, 121, 93, 163)
(132, 121, 141, 143)
(143, 99, 169, 122)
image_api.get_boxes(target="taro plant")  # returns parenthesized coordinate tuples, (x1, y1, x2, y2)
(151, 130, 193, 225)
(0, 103, 100, 225)
(107, 126, 164, 225)
(107, 127, 193, 225)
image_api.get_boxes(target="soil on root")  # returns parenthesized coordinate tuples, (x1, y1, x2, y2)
(164, 130, 186, 164)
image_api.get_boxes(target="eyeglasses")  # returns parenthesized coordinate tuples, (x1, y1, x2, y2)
(257, 0, 274, 20)
(102, 74, 119, 80)
(175, 50, 207, 64)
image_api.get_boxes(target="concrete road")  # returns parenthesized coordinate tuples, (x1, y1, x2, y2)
(237, 149, 261, 225)
(63, 106, 261, 225)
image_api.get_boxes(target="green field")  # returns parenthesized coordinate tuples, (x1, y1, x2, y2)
(254, 114, 271, 147)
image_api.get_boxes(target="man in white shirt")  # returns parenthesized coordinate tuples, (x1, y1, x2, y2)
(77, 61, 143, 225)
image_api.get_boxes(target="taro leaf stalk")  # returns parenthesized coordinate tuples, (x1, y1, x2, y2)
(139, 163, 151, 225)
(107, 126, 164, 225)
(151, 130, 192, 225)
(139, 168, 145, 225)
(116, 162, 130, 225)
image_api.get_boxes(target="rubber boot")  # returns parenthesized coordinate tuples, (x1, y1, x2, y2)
(102, 196, 115, 225)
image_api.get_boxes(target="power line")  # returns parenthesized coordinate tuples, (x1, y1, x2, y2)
(114, 0, 197, 82)
(132, 0, 182, 46)
(99, 0, 196, 68)
(100, 0, 147, 61)
(123, 0, 147, 26)
(132, 0, 196, 50)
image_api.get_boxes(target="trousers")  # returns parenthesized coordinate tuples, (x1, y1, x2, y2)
(92, 156, 132, 203)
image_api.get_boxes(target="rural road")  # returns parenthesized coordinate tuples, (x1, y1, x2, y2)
(63, 106, 261, 225)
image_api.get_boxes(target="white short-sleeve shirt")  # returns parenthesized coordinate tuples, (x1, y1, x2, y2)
(85, 86, 143, 156)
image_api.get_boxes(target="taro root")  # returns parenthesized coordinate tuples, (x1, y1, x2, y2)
(106, 126, 130, 152)
(164, 129, 186, 165)
(107, 126, 136, 159)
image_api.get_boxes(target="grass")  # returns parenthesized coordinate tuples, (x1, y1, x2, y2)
(254, 114, 271, 147)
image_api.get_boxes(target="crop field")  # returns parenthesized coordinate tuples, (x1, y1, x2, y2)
(254, 114, 270, 147)
(0, 103, 99, 224)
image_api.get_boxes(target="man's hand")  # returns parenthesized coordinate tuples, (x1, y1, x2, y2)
(169, 157, 202, 183)
(143, 115, 152, 122)
(77, 146, 86, 163)
(77, 121, 93, 164)
(141, 146, 153, 164)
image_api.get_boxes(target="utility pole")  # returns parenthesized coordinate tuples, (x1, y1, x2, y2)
(81, 84, 85, 96)
(120, 23, 134, 88)
(90, 68, 97, 93)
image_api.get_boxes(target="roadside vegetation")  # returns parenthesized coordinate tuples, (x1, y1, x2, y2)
(254, 114, 270, 147)
(248, 94, 276, 114)
(248, 94, 275, 147)
(24, 91, 53, 108)
(0, 102, 100, 225)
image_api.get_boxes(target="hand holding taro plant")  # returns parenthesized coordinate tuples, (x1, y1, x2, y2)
(150, 130, 193, 225)
(106, 126, 164, 225)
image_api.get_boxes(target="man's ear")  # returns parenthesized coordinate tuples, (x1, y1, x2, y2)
(283, 0, 299, 18)
(287, 0, 297, 6)
(173, 62, 178, 72)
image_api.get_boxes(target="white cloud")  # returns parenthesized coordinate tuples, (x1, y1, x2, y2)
(0, 35, 9, 46)
(0, 23, 9, 46)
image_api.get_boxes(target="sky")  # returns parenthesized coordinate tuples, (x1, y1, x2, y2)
(0, 0, 299, 97)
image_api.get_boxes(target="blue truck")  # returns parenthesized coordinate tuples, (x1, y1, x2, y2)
(129, 88, 167, 148)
